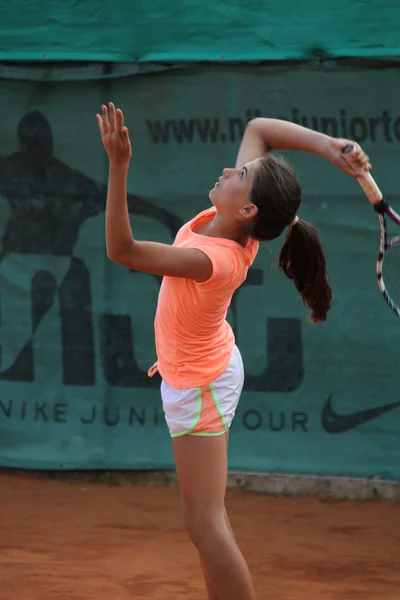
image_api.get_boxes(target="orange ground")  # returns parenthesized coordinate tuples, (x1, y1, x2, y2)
(0, 472, 399, 600)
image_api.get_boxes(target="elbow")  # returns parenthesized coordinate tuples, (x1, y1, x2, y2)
(107, 249, 121, 263)
(247, 117, 263, 131)
(106, 239, 136, 266)
(106, 243, 126, 264)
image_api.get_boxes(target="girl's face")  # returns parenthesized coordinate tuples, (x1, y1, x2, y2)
(209, 158, 261, 218)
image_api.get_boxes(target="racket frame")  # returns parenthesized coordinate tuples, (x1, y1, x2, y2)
(341, 144, 400, 317)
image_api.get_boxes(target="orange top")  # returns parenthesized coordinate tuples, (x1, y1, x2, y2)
(148, 206, 259, 389)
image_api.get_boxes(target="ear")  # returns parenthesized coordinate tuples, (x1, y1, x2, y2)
(239, 203, 258, 220)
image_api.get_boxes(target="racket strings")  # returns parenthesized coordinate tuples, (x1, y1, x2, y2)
(382, 243, 400, 306)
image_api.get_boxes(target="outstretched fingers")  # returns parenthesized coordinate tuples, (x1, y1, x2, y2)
(97, 103, 131, 163)
(116, 108, 130, 145)
(108, 102, 117, 133)
(116, 108, 124, 129)
(96, 113, 103, 136)
(97, 104, 126, 136)
(101, 104, 109, 135)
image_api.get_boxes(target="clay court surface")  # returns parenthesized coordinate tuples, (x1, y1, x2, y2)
(0, 473, 399, 600)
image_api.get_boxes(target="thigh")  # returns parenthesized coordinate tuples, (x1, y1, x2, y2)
(172, 434, 228, 509)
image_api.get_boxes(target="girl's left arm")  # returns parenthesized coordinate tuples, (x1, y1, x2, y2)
(97, 103, 213, 282)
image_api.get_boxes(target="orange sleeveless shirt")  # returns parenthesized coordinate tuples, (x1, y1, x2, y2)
(148, 207, 259, 389)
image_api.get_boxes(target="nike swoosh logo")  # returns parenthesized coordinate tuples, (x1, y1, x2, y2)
(321, 394, 400, 434)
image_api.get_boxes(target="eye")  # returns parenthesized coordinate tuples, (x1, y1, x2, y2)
(239, 170, 245, 180)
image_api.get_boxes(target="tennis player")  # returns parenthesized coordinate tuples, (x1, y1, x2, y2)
(97, 103, 370, 600)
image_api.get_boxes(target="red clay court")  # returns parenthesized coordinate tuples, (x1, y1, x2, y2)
(1, 472, 399, 600)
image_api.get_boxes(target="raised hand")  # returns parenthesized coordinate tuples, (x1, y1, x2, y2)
(97, 102, 132, 167)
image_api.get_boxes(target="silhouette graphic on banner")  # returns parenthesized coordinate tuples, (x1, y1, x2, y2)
(0, 111, 182, 386)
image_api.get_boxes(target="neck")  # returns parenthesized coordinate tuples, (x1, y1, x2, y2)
(202, 211, 250, 246)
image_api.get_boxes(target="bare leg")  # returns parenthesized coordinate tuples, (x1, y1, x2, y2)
(172, 435, 256, 600)
(200, 554, 219, 600)
(200, 508, 236, 599)
(198, 433, 236, 600)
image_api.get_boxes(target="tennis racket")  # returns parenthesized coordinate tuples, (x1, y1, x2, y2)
(341, 144, 400, 318)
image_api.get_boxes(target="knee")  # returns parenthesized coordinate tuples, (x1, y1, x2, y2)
(181, 502, 225, 550)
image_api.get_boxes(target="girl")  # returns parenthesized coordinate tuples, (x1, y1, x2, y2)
(97, 103, 370, 600)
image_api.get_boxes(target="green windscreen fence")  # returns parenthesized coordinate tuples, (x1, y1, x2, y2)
(1, 63, 400, 479)
(1, 1, 400, 61)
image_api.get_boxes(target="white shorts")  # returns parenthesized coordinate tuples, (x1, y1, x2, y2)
(160, 345, 244, 438)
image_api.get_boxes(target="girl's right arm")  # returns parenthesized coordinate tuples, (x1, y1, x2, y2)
(235, 117, 371, 177)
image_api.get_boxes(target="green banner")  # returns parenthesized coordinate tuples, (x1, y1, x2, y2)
(1, 1, 400, 62)
(1, 64, 400, 479)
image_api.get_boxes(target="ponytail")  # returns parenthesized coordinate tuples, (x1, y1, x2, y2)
(278, 220, 332, 323)
(248, 153, 332, 322)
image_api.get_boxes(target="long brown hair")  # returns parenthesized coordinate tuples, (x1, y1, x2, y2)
(250, 154, 332, 323)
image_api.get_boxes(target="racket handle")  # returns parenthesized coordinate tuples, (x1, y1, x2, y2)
(341, 144, 383, 205)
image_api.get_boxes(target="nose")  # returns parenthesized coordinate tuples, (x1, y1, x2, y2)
(222, 168, 233, 178)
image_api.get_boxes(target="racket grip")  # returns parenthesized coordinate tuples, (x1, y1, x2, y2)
(341, 144, 383, 205)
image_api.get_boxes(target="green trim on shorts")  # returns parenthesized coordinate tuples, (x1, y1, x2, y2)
(170, 383, 228, 438)
(187, 430, 228, 437)
(209, 382, 229, 433)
